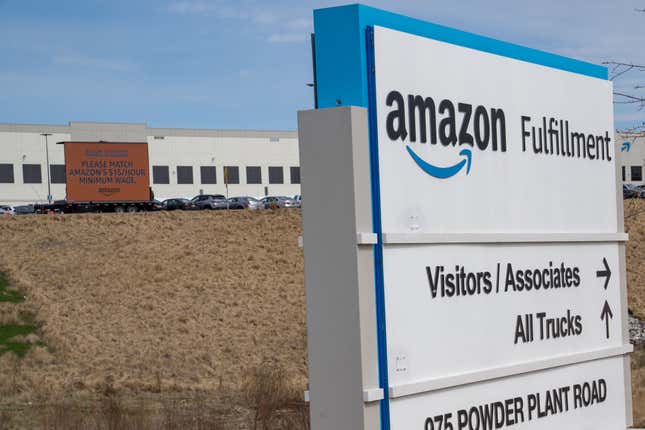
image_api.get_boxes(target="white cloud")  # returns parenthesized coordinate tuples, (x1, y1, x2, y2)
(166, 1, 276, 23)
(166, 1, 310, 46)
(166, 1, 215, 14)
(252, 11, 277, 24)
(287, 17, 312, 30)
(268, 32, 308, 44)
(52, 55, 135, 73)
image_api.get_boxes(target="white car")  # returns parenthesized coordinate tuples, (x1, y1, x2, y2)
(260, 196, 298, 209)
(227, 196, 263, 210)
(0, 205, 15, 216)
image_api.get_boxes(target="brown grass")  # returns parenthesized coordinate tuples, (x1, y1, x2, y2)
(0, 203, 643, 427)
(0, 210, 306, 400)
(0, 370, 302, 430)
(40, 396, 147, 430)
(633, 345, 645, 428)
(624, 200, 645, 427)
(243, 364, 307, 430)
(625, 199, 645, 319)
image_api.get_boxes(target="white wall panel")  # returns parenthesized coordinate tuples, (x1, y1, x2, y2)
(0, 123, 300, 206)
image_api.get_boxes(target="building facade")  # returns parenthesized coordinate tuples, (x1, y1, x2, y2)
(1, 122, 641, 207)
(0, 121, 300, 206)
(617, 131, 645, 186)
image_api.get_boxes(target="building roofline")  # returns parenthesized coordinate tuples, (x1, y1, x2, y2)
(0, 123, 71, 133)
(147, 127, 297, 138)
(0, 120, 297, 137)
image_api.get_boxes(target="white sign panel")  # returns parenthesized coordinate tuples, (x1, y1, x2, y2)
(370, 25, 630, 429)
(384, 243, 622, 388)
(390, 356, 627, 429)
(373, 25, 616, 234)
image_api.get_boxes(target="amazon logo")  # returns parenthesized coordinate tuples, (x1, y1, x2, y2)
(385, 90, 507, 179)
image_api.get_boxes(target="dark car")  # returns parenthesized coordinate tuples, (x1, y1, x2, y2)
(191, 194, 228, 210)
(624, 184, 639, 199)
(227, 196, 262, 210)
(13, 204, 35, 215)
(151, 200, 164, 211)
(634, 185, 645, 198)
(163, 198, 197, 211)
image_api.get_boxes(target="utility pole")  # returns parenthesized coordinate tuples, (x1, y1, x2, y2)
(41, 133, 53, 204)
(224, 167, 230, 209)
(308, 33, 318, 109)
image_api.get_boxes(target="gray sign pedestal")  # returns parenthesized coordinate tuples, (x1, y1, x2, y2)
(298, 107, 382, 430)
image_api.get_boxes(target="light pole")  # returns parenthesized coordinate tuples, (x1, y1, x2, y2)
(41, 133, 52, 204)
(309, 33, 318, 109)
(224, 166, 229, 209)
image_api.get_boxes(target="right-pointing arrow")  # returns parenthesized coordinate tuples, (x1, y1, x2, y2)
(596, 257, 611, 290)
(600, 300, 614, 339)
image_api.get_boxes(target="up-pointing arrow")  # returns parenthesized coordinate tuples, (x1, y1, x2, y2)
(596, 257, 611, 290)
(600, 300, 614, 339)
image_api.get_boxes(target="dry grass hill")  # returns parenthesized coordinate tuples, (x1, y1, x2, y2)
(0, 202, 643, 428)
(625, 199, 645, 320)
(0, 210, 306, 429)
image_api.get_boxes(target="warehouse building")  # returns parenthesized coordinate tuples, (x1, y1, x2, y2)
(0, 122, 642, 208)
(617, 131, 645, 186)
(0, 121, 300, 206)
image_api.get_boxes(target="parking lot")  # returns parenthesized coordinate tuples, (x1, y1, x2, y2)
(0, 193, 303, 215)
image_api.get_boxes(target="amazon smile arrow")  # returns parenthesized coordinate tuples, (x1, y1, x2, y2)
(406, 146, 472, 179)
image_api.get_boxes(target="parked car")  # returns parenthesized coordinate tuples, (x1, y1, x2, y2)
(260, 196, 298, 209)
(163, 198, 197, 211)
(624, 184, 640, 199)
(150, 200, 164, 211)
(191, 194, 228, 210)
(634, 185, 645, 198)
(227, 196, 262, 210)
(0, 205, 14, 216)
(192, 194, 225, 201)
(293, 195, 302, 208)
(13, 204, 35, 215)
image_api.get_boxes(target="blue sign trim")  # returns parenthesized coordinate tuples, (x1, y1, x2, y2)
(366, 26, 390, 430)
(313, 4, 608, 109)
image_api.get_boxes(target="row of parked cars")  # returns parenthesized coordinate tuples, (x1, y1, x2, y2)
(0, 204, 37, 215)
(0, 195, 303, 216)
(4, 185, 642, 215)
(161, 194, 303, 211)
(623, 184, 645, 199)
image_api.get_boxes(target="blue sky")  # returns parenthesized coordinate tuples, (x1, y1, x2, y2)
(1, 0, 644, 130)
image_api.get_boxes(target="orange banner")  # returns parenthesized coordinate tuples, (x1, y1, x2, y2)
(64, 142, 150, 202)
